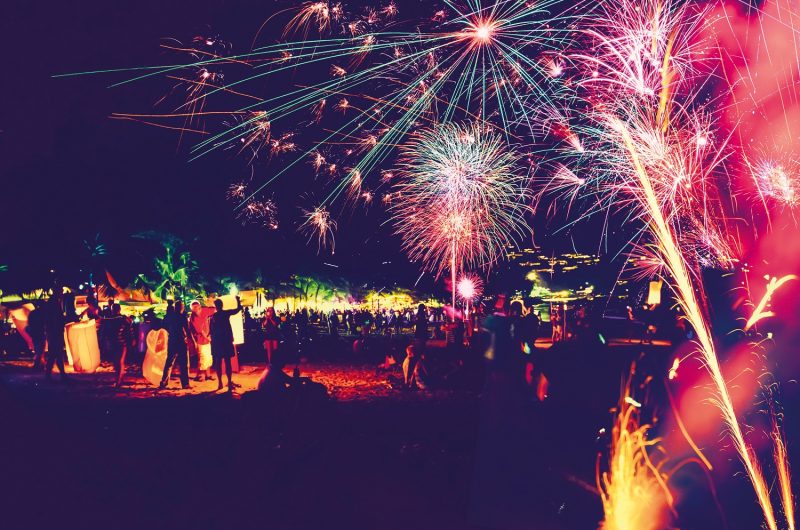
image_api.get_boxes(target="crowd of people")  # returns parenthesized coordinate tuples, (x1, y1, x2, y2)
(16, 283, 487, 396)
(11, 279, 685, 406)
(21, 289, 245, 391)
(258, 305, 452, 339)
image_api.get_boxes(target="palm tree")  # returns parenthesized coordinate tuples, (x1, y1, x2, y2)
(138, 242, 202, 301)
(212, 275, 238, 296)
(0, 264, 7, 299)
(292, 275, 318, 304)
(82, 233, 106, 294)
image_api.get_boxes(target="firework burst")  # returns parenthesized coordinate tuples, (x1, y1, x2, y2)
(750, 158, 800, 210)
(390, 122, 530, 311)
(391, 122, 530, 274)
(457, 273, 484, 303)
(236, 198, 279, 229)
(67, 0, 584, 222)
(300, 205, 336, 252)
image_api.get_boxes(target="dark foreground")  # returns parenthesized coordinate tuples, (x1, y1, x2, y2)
(0, 353, 777, 530)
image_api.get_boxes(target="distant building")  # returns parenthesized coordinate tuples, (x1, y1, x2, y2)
(491, 248, 647, 307)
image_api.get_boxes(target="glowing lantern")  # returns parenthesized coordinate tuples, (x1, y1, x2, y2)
(142, 328, 168, 386)
(219, 294, 245, 345)
(65, 320, 101, 373)
(8, 303, 35, 351)
(647, 279, 663, 306)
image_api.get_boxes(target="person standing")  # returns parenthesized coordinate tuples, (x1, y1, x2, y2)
(43, 288, 68, 381)
(189, 301, 214, 382)
(345, 311, 354, 334)
(102, 298, 116, 318)
(520, 299, 540, 352)
(262, 306, 280, 365)
(160, 300, 192, 390)
(328, 310, 339, 337)
(519, 299, 542, 395)
(451, 317, 465, 352)
(81, 294, 101, 321)
(27, 304, 46, 369)
(104, 303, 132, 387)
(394, 309, 402, 335)
(404, 304, 429, 389)
(210, 296, 242, 392)
(414, 304, 428, 344)
(550, 304, 563, 343)
(375, 311, 384, 333)
(471, 294, 536, 527)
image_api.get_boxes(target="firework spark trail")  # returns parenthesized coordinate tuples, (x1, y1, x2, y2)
(613, 113, 779, 530)
(744, 274, 798, 331)
(598, 383, 672, 530)
(559, 2, 786, 527)
(772, 417, 796, 530)
(534, 163, 586, 217)
(664, 379, 714, 471)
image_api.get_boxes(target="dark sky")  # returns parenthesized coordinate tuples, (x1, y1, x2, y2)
(1, 0, 605, 291)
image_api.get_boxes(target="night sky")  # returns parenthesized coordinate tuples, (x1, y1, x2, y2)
(1, 0, 606, 291)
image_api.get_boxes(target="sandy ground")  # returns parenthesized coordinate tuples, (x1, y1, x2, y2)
(0, 357, 463, 403)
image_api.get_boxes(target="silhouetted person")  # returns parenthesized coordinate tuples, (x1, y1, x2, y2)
(104, 303, 132, 387)
(252, 351, 328, 408)
(520, 299, 540, 352)
(520, 299, 543, 395)
(484, 297, 522, 371)
(394, 309, 402, 335)
(262, 306, 280, 364)
(102, 298, 116, 318)
(43, 289, 68, 381)
(81, 294, 101, 321)
(329, 310, 339, 337)
(27, 304, 46, 369)
(403, 304, 428, 389)
(449, 317, 465, 353)
(256, 352, 293, 395)
(551, 304, 564, 342)
(297, 308, 309, 338)
(160, 300, 192, 389)
(471, 294, 537, 527)
(414, 304, 428, 343)
(210, 296, 242, 392)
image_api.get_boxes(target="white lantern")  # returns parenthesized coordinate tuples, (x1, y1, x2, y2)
(142, 328, 169, 386)
(65, 320, 101, 373)
(647, 279, 663, 306)
(8, 303, 35, 351)
(219, 294, 245, 345)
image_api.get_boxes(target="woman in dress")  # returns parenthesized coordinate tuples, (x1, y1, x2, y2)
(262, 306, 280, 365)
